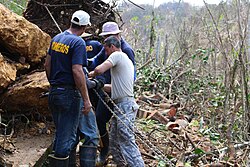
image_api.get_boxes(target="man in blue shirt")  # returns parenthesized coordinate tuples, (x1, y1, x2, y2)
(81, 32, 103, 60)
(89, 22, 136, 166)
(44, 10, 94, 166)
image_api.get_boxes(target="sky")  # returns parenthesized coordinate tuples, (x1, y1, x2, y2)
(103, 0, 222, 7)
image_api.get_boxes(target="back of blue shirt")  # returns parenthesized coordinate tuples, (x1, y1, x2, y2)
(48, 31, 87, 86)
(85, 39, 103, 59)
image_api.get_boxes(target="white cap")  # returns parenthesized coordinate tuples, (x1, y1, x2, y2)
(71, 10, 91, 26)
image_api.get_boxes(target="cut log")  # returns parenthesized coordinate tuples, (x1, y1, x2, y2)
(147, 110, 169, 124)
(137, 108, 152, 118)
(167, 106, 177, 118)
(0, 3, 51, 64)
(0, 71, 49, 114)
(152, 103, 172, 109)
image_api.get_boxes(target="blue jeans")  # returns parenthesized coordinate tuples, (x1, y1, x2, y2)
(48, 86, 81, 158)
(95, 91, 113, 136)
(78, 99, 99, 146)
(109, 100, 145, 167)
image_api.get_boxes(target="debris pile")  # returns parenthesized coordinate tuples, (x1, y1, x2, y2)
(134, 92, 244, 166)
(23, 0, 117, 37)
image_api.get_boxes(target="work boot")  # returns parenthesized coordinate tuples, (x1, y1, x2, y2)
(69, 148, 77, 167)
(48, 154, 69, 167)
(79, 145, 97, 167)
(96, 132, 109, 166)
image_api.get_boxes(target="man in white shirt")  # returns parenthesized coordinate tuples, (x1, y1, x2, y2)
(89, 36, 144, 167)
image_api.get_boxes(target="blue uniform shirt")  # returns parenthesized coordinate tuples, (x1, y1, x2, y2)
(85, 39, 103, 59)
(48, 31, 87, 86)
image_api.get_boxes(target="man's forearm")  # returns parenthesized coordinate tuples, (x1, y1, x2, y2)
(44, 54, 51, 80)
(72, 64, 92, 115)
(89, 60, 112, 78)
(72, 65, 90, 101)
(79, 75, 90, 101)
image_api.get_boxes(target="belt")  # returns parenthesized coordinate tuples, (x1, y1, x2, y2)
(113, 96, 134, 104)
(51, 85, 77, 90)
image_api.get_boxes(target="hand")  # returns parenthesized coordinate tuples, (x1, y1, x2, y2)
(92, 78, 104, 90)
(88, 71, 95, 78)
(82, 99, 92, 115)
(103, 84, 111, 93)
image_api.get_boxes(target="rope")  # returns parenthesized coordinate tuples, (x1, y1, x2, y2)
(93, 89, 175, 166)
(24, 1, 170, 162)
(44, 6, 62, 33)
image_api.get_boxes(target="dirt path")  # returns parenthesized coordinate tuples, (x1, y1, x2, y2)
(0, 121, 53, 167)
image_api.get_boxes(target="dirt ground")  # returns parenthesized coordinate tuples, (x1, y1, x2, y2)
(0, 113, 159, 167)
(0, 119, 54, 167)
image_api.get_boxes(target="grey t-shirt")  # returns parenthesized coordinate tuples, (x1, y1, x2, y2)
(107, 51, 134, 99)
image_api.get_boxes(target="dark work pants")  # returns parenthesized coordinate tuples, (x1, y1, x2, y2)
(95, 92, 113, 136)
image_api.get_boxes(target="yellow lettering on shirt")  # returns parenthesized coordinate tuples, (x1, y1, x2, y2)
(86, 45, 93, 52)
(51, 42, 69, 54)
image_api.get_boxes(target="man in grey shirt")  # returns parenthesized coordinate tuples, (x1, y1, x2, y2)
(89, 36, 144, 167)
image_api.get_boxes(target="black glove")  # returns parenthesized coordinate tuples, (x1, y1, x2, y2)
(92, 78, 104, 90)
(86, 78, 96, 89)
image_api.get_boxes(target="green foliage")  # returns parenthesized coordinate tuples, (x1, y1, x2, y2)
(157, 160, 166, 167)
(131, 16, 139, 21)
(219, 13, 224, 21)
(186, 75, 204, 92)
(135, 66, 171, 93)
(190, 120, 199, 127)
(200, 127, 220, 142)
(122, 1, 248, 165)
(194, 148, 205, 155)
(209, 95, 225, 107)
(184, 162, 192, 167)
(0, 0, 27, 15)
(138, 119, 166, 132)
(192, 48, 214, 64)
